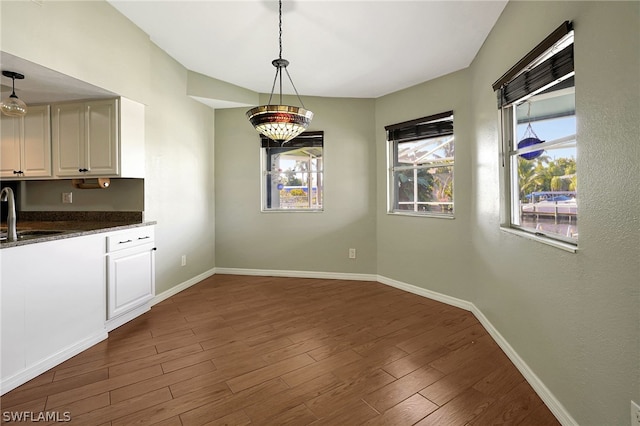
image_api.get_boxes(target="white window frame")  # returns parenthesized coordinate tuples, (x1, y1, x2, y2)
(501, 87, 577, 247)
(387, 134, 455, 218)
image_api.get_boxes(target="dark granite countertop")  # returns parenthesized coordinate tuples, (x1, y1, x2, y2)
(0, 221, 156, 249)
(0, 212, 156, 249)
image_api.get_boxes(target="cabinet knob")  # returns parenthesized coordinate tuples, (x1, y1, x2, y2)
(78, 168, 89, 173)
(13, 170, 22, 175)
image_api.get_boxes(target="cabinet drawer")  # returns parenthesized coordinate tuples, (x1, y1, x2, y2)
(107, 227, 155, 252)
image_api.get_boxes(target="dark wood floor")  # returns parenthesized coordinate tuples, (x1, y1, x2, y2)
(1, 275, 560, 425)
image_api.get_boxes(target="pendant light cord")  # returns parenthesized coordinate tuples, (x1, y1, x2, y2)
(11, 76, 17, 98)
(278, 0, 283, 105)
(279, 0, 283, 61)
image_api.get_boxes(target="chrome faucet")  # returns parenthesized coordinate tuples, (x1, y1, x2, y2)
(0, 187, 17, 242)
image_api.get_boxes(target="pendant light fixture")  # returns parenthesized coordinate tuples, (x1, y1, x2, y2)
(1, 71, 27, 117)
(246, 0, 313, 143)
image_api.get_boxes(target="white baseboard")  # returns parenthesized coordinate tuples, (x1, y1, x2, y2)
(376, 275, 473, 312)
(1, 268, 215, 395)
(379, 274, 576, 426)
(470, 306, 577, 426)
(152, 267, 216, 306)
(106, 303, 151, 332)
(1, 331, 108, 395)
(214, 267, 378, 282)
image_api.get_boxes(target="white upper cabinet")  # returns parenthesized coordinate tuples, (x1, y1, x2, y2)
(52, 97, 145, 178)
(0, 105, 52, 179)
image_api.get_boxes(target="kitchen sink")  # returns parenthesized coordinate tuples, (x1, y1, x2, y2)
(18, 230, 66, 236)
(0, 229, 71, 242)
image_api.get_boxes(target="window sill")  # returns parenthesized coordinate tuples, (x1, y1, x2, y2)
(500, 226, 578, 253)
(387, 211, 455, 220)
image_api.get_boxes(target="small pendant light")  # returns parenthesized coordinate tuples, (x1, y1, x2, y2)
(1, 71, 27, 117)
(246, 0, 313, 143)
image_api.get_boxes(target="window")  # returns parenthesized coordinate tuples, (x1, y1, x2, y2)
(494, 21, 577, 245)
(261, 131, 323, 211)
(386, 111, 454, 216)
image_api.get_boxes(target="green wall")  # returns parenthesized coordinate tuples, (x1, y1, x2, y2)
(372, 2, 639, 424)
(375, 69, 473, 301)
(215, 95, 377, 274)
(468, 2, 639, 424)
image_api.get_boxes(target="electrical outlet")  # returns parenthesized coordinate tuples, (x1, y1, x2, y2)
(181, 255, 187, 266)
(632, 400, 640, 426)
(62, 192, 72, 204)
(348, 248, 356, 259)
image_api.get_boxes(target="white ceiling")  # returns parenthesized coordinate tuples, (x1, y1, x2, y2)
(1, 1, 508, 107)
(108, 0, 508, 99)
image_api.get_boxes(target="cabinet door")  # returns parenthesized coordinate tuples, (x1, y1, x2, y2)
(0, 115, 22, 177)
(22, 105, 52, 177)
(107, 242, 155, 319)
(52, 102, 85, 176)
(86, 99, 118, 176)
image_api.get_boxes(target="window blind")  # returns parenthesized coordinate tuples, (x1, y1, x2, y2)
(261, 131, 324, 148)
(492, 21, 574, 108)
(385, 111, 454, 143)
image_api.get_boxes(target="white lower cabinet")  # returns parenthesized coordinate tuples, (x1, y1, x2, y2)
(106, 226, 156, 330)
(0, 224, 156, 395)
(0, 234, 106, 394)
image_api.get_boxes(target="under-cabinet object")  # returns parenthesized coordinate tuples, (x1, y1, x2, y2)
(51, 97, 145, 178)
(106, 226, 155, 328)
(71, 177, 111, 189)
(0, 105, 52, 178)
